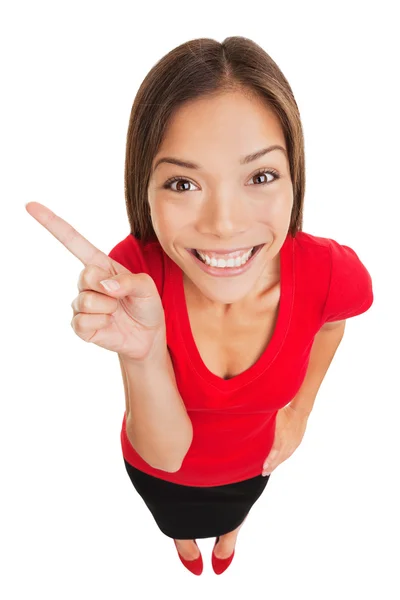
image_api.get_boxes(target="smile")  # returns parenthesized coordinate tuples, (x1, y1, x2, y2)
(186, 244, 265, 277)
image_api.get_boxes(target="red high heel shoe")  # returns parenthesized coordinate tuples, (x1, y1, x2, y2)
(212, 536, 235, 574)
(173, 539, 203, 575)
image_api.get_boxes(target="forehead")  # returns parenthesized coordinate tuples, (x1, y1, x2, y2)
(156, 92, 286, 158)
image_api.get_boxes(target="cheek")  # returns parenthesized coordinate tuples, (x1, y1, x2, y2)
(148, 198, 169, 231)
(150, 211, 183, 248)
(155, 203, 194, 234)
(256, 190, 293, 220)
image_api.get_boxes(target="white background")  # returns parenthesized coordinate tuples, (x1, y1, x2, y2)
(2, 0, 399, 598)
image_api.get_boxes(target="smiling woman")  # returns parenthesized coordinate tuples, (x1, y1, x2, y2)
(103, 36, 374, 575)
(26, 35, 374, 577)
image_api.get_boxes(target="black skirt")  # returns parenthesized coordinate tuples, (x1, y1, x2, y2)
(123, 458, 271, 540)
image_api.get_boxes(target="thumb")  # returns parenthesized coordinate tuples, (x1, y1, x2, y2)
(99, 272, 156, 298)
(263, 448, 279, 469)
(100, 276, 121, 293)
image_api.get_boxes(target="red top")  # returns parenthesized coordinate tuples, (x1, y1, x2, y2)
(108, 231, 373, 487)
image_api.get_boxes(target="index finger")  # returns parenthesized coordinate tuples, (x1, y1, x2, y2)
(25, 201, 111, 270)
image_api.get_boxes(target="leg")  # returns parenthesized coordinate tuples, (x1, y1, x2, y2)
(174, 538, 201, 560)
(214, 516, 248, 559)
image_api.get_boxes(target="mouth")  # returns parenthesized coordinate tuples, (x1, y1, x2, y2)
(186, 243, 266, 277)
(189, 244, 263, 260)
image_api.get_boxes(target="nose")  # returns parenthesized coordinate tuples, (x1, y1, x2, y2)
(196, 193, 251, 240)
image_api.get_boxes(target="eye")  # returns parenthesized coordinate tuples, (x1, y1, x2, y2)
(162, 168, 281, 193)
(162, 177, 197, 193)
(248, 168, 281, 186)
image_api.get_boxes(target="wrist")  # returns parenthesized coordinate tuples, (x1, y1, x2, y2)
(119, 329, 168, 367)
(119, 342, 168, 370)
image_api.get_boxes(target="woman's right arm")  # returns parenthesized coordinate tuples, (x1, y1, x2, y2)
(24, 202, 193, 473)
(119, 343, 193, 472)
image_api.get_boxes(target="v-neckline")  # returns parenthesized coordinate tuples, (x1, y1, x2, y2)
(167, 234, 294, 392)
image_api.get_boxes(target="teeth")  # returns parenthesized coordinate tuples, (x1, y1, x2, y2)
(196, 247, 254, 268)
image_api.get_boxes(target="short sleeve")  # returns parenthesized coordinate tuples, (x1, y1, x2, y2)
(321, 239, 374, 323)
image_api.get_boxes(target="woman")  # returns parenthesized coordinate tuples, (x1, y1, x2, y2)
(25, 36, 374, 576)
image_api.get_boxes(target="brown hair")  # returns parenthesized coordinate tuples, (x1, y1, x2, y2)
(124, 36, 305, 243)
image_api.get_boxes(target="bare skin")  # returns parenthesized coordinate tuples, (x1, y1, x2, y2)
(174, 518, 246, 560)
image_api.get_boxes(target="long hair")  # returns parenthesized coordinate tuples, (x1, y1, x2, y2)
(124, 36, 305, 242)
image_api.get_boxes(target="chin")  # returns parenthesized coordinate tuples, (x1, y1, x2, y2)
(190, 277, 262, 307)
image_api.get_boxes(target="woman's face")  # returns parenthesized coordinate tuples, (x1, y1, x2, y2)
(147, 90, 294, 311)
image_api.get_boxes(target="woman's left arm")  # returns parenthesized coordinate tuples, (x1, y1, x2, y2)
(262, 321, 346, 476)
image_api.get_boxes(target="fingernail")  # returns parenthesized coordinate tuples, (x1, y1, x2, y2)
(100, 279, 120, 291)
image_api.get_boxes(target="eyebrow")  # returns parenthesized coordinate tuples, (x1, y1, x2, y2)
(152, 144, 287, 173)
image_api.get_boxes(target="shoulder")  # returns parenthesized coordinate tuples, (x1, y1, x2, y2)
(293, 230, 374, 323)
(294, 230, 371, 280)
(293, 230, 331, 259)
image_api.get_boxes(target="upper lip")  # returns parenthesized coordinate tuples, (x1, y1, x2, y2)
(190, 245, 261, 254)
